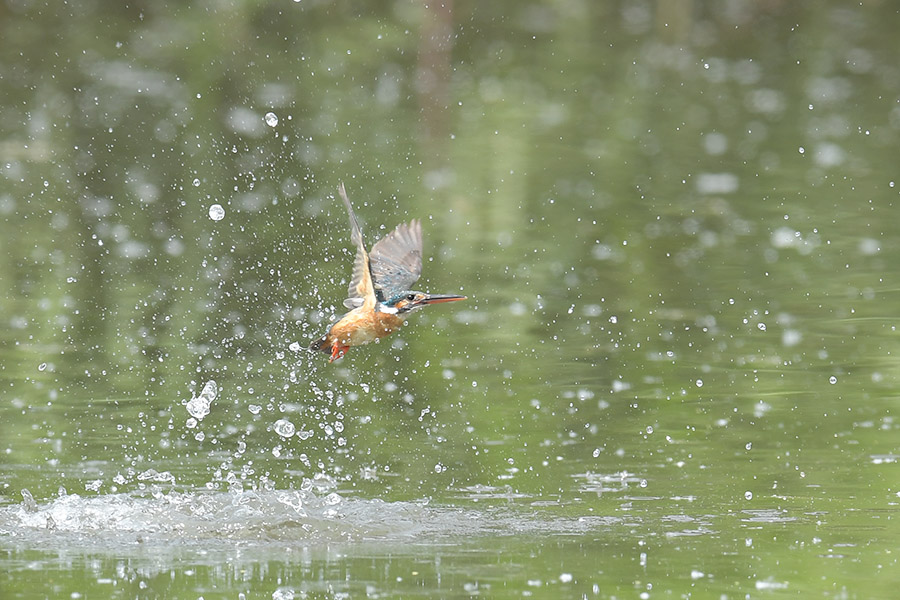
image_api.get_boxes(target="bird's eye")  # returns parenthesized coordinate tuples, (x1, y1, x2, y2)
(406, 294, 416, 301)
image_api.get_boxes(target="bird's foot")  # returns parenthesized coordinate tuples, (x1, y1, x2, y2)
(329, 344, 349, 362)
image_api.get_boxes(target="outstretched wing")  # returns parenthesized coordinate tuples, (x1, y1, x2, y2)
(338, 183, 377, 310)
(369, 219, 423, 300)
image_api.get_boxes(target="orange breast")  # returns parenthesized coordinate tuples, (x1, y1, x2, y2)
(327, 309, 405, 348)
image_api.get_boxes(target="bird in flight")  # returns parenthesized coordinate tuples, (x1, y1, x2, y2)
(310, 183, 466, 362)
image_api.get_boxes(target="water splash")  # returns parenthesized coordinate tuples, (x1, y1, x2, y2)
(0, 486, 619, 549)
(186, 380, 217, 421)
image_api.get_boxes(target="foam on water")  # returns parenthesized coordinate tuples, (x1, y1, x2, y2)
(0, 488, 625, 554)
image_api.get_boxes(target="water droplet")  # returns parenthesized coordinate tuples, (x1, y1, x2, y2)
(745, 442, 752, 450)
(186, 380, 216, 420)
(829, 376, 838, 385)
(264, 112, 279, 127)
(38, 363, 47, 372)
(744, 491, 753, 500)
(209, 204, 225, 221)
(695, 379, 703, 387)
(757, 322, 766, 331)
(274, 418, 296, 438)
(192, 178, 201, 187)
(199, 380, 217, 400)
(248, 404, 262, 415)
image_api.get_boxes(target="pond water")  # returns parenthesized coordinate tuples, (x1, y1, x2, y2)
(2, 1, 899, 598)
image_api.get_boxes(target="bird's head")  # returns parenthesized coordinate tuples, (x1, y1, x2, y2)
(382, 291, 466, 314)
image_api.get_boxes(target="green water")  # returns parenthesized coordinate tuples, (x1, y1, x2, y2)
(2, 1, 899, 598)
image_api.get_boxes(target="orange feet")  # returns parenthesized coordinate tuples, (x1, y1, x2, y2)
(329, 344, 349, 362)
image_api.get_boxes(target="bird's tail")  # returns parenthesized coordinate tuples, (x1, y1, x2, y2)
(309, 335, 331, 354)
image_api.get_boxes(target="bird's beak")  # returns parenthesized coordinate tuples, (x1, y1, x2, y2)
(419, 294, 467, 305)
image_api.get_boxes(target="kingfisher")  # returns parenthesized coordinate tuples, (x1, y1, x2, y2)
(310, 183, 466, 362)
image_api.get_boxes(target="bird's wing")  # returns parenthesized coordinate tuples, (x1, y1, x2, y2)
(369, 219, 423, 300)
(338, 184, 377, 311)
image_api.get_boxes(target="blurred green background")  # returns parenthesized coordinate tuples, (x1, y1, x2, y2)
(2, 0, 900, 598)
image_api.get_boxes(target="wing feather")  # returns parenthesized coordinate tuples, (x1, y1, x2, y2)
(338, 183, 376, 310)
(369, 219, 423, 300)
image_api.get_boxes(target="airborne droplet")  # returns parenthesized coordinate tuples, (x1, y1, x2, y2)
(274, 418, 296, 438)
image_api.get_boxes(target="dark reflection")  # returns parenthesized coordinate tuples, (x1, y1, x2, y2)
(417, 0, 455, 152)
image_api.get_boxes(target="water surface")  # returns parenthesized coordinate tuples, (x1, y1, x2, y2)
(2, 1, 899, 598)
